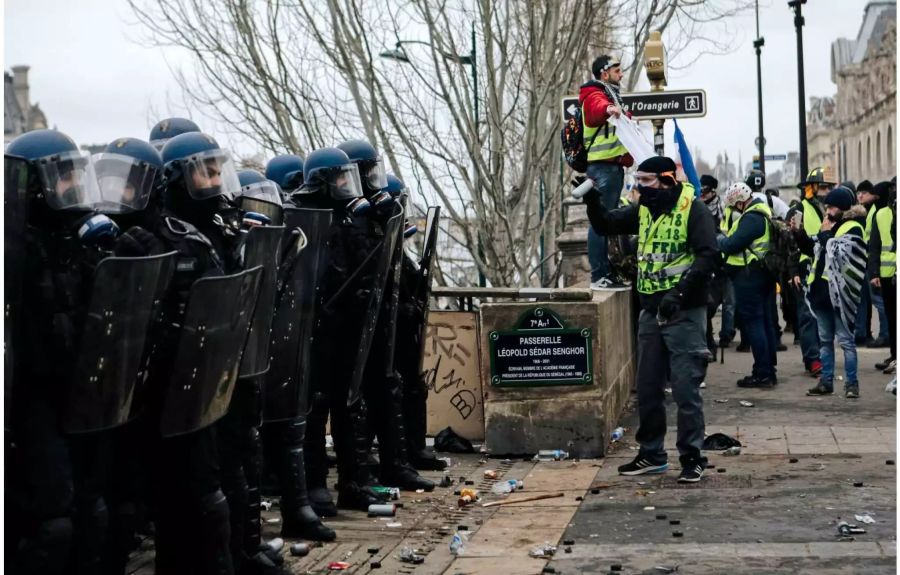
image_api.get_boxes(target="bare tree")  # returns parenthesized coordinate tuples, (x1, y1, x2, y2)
(128, 0, 750, 287)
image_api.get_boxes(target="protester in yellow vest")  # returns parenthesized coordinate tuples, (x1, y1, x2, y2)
(791, 186, 868, 398)
(853, 180, 891, 347)
(580, 156, 718, 484)
(718, 183, 778, 389)
(867, 180, 897, 374)
(579, 55, 634, 289)
(785, 167, 835, 378)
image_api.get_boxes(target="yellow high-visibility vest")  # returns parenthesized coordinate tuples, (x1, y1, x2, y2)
(799, 198, 823, 263)
(725, 201, 772, 267)
(876, 206, 896, 278)
(583, 103, 628, 162)
(636, 184, 696, 294)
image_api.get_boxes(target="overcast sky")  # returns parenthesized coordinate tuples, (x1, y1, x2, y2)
(4, 0, 879, 169)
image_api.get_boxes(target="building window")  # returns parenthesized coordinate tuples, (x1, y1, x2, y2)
(867, 135, 872, 174)
(877, 130, 882, 173)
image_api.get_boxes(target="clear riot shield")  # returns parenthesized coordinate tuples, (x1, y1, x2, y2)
(238, 225, 284, 378)
(262, 208, 331, 422)
(5, 155, 29, 422)
(345, 205, 404, 407)
(64, 252, 177, 433)
(159, 266, 264, 437)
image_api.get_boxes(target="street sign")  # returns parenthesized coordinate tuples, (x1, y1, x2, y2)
(561, 89, 707, 123)
(764, 154, 787, 161)
(621, 89, 706, 120)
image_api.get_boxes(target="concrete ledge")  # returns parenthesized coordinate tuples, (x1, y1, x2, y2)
(480, 290, 634, 457)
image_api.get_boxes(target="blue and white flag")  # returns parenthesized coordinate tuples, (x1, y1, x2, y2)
(673, 119, 701, 195)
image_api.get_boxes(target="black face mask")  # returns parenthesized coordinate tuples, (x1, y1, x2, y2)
(638, 184, 662, 208)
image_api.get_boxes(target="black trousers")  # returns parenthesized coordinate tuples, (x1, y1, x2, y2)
(881, 275, 897, 358)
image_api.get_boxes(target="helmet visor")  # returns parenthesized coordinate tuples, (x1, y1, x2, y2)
(180, 149, 241, 201)
(33, 150, 99, 210)
(365, 157, 388, 190)
(91, 153, 160, 213)
(329, 163, 364, 201)
(238, 180, 283, 206)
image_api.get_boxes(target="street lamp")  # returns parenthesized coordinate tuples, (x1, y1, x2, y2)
(754, 0, 766, 175)
(789, 0, 808, 179)
(380, 24, 485, 286)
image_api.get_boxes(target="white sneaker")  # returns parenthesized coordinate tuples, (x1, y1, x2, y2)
(590, 276, 625, 290)
(700, 381, 707, 389)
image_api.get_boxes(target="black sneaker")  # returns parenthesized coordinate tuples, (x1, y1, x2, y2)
(678, 462, 704, 483)
(617, 456, 669, 476)
(875, 356, 895, 370)
(845, 385, 860, 399)
(869, 337, 889, 348)
(735, 341, 751, 352)
(884, 359, 896, 374)
(806, 383, 834, 396)
(737, 376, 776, 389)
(776, 342, 788, 352)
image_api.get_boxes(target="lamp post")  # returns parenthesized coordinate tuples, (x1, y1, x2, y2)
(754, 0, 766, 175)
(788, 0, 808, 179)
(380, 23, 485, 286)
(644, 30, 668, 156)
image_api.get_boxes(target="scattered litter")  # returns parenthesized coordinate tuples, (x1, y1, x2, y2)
(260, 499, 273, 511)
(887, 460, 895, 466)
(672, 531, 683, 538)
(491, 480, 522, 495)
(265, 517, 281, 524)
(439, 475, 453, 488)
(669, 520, 680, 525)
(564, 546, 572, 553)
(328, 562, 350, 571)
(717, 468, 727, 473)
(589, 533, 600, 538)
(855, 514, 876, 524)
(837, 521, 867, 536)
(656, 514, 667, 520)
(706, 464, 716, 469)
(610, 565, 622, 572)
(739, 400, 754, 408)
(644, 506, 656, 511)
(457, 525, 469, 531)
(371, 486, 400, 500)
(450, 531, 468, 555)
(368, 504, 396, 517)
(528, 543, 557, 558)
(654, 566, 679, 573)
(484, 470, 498, 479)
(439, 457, 453, 466)
(265, 538, 284, 552)
(542, 567, 556, 574)
(386, 522, 402, 528)
(434, 427, 475, 453)
(722, 446, 741, 456)
(535, 449, 569, 461)
(789, 458, 799, 463)
(699, 381, 707, 389)
(611, 427, 625, 442)
(575, 496, 583, 501)
(457, 488, 479, 507)
(367, 547, 380, 554)
(563, 539, 575, 546)
(853, 482, 864, 488)
(714, 399, 729, 403)
(290, 543, 310, 557)
(415, 489, 425, 493)
(702, 433, 742, 451)
(464, 480, 475, 486)
(370, 562, 381, 569)
(399, 547, 424, 564)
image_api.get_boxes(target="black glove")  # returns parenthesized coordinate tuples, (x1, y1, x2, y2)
(114, 226, 164, 257)
(657, 290, 682, 322)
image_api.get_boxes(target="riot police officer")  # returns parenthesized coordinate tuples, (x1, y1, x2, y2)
(149, 117, 201, 151)
(265, 154, 305, 200)
(301, 146, 398, 511)
(146, 132, 259, 575)
(334, 143, 434, 493)
(5, 129, 122, 574)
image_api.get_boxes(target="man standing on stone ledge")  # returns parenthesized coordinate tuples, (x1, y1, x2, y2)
(578, 156, 718, 483)
(579, 54, 634, 289)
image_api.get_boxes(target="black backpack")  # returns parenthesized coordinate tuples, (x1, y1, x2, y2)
(560, 103, 600, 174)
(750, 212, 794, 278)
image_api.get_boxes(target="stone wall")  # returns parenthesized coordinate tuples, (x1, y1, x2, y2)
(478, 290, 634, 457)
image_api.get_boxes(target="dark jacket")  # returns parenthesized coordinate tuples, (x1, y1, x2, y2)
(584, 184, 719, 312)
(718, 198, 768, 273)
(578, 81, 634, 167)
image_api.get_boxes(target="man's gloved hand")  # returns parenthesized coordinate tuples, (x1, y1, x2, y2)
(657, 290, 682, 322)
(114, 226, 164, 257)
(571, 176, 600, 204)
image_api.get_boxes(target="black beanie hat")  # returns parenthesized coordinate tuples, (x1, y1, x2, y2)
(823, 185, 856, 211)
(840, 180, 857, 194)
(700, 174, 718, 189)
(592, 55, 620, 78)
(871, 181, 891, 207)
(857, 179, 874, 193)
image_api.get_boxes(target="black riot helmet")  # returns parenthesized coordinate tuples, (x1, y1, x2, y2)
(149, 117, 201, 151)
(303, 147, 370, 215)
(336, 140, 392, 208)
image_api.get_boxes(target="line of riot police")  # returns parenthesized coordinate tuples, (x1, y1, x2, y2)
(5, 119, 444, 575)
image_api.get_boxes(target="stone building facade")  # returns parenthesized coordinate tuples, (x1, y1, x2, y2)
(830, 2, 896, 183)
(4, 65, 48, 145)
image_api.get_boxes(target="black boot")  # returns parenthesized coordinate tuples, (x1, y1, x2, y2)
(336, 401, 390, 511)
(373, 373, 435, 492)
(304, 392, 338, 517)
(244, 426, 263, 554)
(197, 490, 236, 575)
(277, 418, 336, 542)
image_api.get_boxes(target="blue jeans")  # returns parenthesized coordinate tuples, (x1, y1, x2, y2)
(732, 266, 778, 378)
(795, 279, 821, 365)
(854, 270, 889, 340)
(586, 162, 625, 281)
(813, 305, 858, 389)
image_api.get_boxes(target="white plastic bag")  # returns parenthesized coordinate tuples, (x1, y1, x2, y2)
(609, 115, 655, 166)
